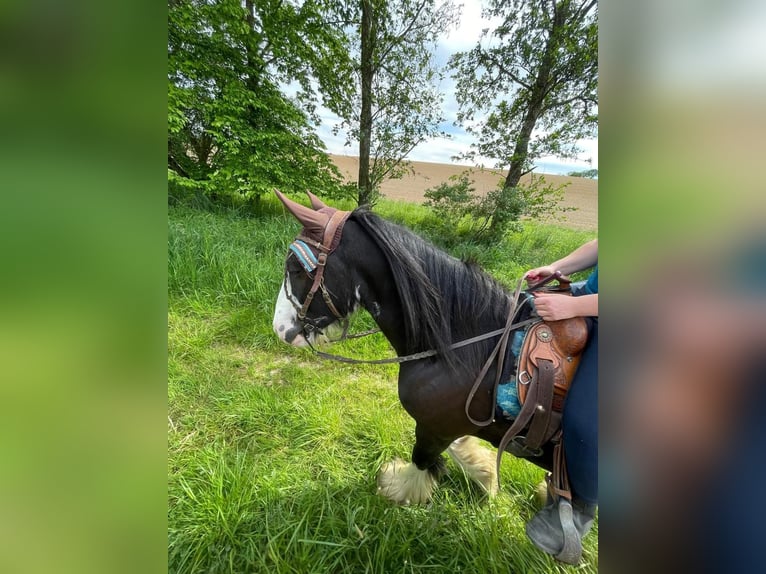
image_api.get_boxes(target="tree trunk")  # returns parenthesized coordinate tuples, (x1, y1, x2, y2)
(191, 132, 214, 168)
(244, 0, 258, 91)
(358, 0, 374, 206)
(493, 4, 564, 232)
(504, 103, 542, 190)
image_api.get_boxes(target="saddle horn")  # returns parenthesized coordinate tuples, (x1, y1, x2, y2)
(306, 190, 328, 211)
(274, 189, 331, 239)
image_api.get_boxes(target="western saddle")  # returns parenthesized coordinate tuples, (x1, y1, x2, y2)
(495, 278, 590, 501)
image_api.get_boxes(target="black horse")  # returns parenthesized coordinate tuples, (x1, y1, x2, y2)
(273, 190, 556, 505)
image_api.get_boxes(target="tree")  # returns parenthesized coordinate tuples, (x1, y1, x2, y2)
(168, 0, 354, 202)
(336, 0, 459, 206)
(568, 168, 598, 178)
(451, 0, 597, 231)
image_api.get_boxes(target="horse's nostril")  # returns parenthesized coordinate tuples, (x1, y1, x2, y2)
(278, 325, 285, 333)
(284, 326, 302, 343)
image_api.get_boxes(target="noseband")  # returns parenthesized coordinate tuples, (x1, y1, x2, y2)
(285, 208, 351, 335)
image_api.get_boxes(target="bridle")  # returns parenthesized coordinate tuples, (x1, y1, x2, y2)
(284, 208, 352, 338)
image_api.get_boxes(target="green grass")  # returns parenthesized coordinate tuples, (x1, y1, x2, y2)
(168, 197, 597, 573)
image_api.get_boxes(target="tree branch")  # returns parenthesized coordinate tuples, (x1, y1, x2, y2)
(546, 92, 596, 111)
(371, 137, 421, 185)
(485, 50, 532, 90)
(168, 153, 190, 178)
(377, 0, 429, 63)
(572, 0, 598, 24)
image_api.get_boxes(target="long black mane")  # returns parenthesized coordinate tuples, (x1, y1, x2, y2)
(351, 209, 523, 374)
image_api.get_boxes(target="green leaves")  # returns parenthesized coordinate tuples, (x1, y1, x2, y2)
(568, 168, 598, 179)
(168, 0, 352, 202)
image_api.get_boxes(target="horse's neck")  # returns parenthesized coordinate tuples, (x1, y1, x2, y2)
(357, 278, 410, 356)
(336, 219, 406, 355)
(348, 215, 508, 358)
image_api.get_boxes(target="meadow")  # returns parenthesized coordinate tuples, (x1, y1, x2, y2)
(168, 194, 598, 573)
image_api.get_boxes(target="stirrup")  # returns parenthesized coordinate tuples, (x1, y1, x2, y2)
(555, 498, 583, 564)
(505, 435, 544, 458)
(525, 495, 585, 565)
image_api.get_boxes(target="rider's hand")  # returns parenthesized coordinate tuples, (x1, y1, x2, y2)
(525, 265, 558, 284)
(532, 292, 579, 321)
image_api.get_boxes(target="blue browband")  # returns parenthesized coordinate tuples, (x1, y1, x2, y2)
(289, 239, 320, 273)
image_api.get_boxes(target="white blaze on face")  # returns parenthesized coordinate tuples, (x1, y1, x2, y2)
(273, 277, 308, 347)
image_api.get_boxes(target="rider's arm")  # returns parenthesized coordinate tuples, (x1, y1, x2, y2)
(525, 239, 598, 282)
(549, 239, 598, 276)
(571, 293, 598, 318)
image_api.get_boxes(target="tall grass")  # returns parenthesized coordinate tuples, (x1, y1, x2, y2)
(168, 198, 597, 573)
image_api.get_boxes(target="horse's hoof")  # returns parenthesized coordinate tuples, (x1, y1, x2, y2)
(376, 458, 436, 505)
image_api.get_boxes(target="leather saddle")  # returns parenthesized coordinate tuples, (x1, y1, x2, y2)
(497, 315, 589, 459)
(518, 318, 589, 414)
(518, 273, 588, 416)
(492, 275, 592, 504)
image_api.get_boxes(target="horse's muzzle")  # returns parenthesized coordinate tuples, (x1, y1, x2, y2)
(280, 325, 308, 347)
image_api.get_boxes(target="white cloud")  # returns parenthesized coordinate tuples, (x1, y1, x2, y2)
(438, 1, 502, 55)
(407, 134, 475, 165)
(572, 138, 599, 168)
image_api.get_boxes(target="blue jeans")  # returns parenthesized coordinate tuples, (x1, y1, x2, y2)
(562, 317, 598, 504)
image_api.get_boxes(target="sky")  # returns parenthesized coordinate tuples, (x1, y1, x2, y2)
(315, 1, 598, 176)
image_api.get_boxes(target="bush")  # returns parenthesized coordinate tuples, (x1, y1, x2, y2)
(424, 170, 574, 244)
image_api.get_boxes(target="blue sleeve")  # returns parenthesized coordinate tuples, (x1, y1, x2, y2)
(583, 265, 598, 295)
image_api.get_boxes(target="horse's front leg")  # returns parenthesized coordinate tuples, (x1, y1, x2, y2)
(377, 424, 451, 505)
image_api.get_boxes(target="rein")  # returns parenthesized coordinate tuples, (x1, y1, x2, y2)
(463, 271, 567, 427)
(304, 316, 537, 365)
(302, 272, 564, 434)
(463, 276, 529, 426)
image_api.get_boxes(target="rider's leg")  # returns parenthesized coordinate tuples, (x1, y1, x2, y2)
(526, 320, 598, 563)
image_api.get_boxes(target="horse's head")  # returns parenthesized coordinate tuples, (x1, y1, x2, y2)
(272, 190, 359, 347)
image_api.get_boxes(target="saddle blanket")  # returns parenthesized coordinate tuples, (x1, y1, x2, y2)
(496, 329, 526, 418)
(497, 381, 521, 418)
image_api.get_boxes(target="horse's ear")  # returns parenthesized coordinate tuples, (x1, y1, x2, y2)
(306, 190, 328, 211)
(274, 189, 329, 239)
